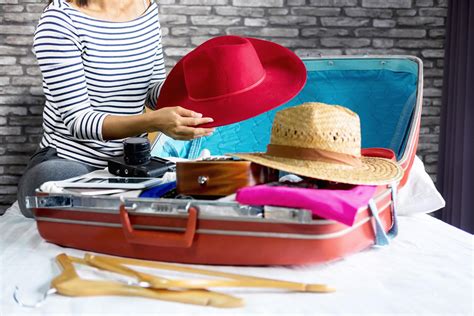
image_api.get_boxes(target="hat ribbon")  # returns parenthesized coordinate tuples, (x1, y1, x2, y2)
(188, 72, 266, 102)
(266, 144, 362, 167)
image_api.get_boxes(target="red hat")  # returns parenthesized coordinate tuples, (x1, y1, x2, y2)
(156, 35, 307, 128)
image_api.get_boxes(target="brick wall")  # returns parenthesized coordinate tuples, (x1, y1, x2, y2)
(0, 0, 447, 211)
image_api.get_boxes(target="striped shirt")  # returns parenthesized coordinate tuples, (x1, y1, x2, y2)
(34, 0, 165, 168)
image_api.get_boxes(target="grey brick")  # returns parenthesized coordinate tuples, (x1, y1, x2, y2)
(8, 116, 42, 126)
(0, 25, 35, 35)
(0, 77, 10, 86)
(308, 0, 357, 6)
(301, 28, 350, 37)
(215, 7, 265, 17)
(0, 96, 43, 105)
(160, 5, 212, 15)
(28, 105, 44, 115)
(424, 88, 443, 97)
(269, 16, 317, 26)
(422, 49, 445, 58)
(396, 9, 417, 16)
(26, 4, 46, 12)
(159, 15, 187, 25)
(287, 0, 305, 5)
(3, 5, 24, 12)
(373, 39, 394, 48)
(0, 57, 17, 65)
(0, 106, 27, 116)
(181, 0, 227, 4)
(162, 37, 189, 47)
(170, 26, 220, 36)
(29, 87, 44, 96)
(321, 38, 371, 48)
(3, 12, 42, 23)
(362, 0, 412, 8)
(226, 27, 299, 37)
(233, 0, 283, 7)
(373, 19, 396, 28)
(11, 76, 42, 86)
(5, 136, 27, 142)
(396, 39, 444, 48)
(321, 17, 370, 27)
(419, 8, 447, 17)
(272, 38, 318, 48)
(295, 48, 344, 57)
(416, 0, 434, 6)
(164, 47, 194, 57)
(0, 45, 29, 55)
(191, 16, 240, 25)
(0, 127, 22, 136)
(0, 176, 21, 184)
(0, 86, 29, 95)
(6, 143, 38, 153)
(0, 186, 17, 195)
(267, 8, 289, 15)
(4, 36, 33, 46)
(19, 57, 37, 65)
(355, 28, 426, 38)
(244, 18, 268, 27)
(344, 8, 393, 18)
(0, 66, 23, 76)
(190, 36, 213, 46)
(398, 17, 444, 26)
(429, 29, 445, 38)
(291, 7, 341, 16)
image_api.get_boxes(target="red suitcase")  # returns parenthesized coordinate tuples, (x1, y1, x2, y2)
(26, 56, 423, 265)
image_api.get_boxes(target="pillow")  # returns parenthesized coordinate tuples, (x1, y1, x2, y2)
(397, 156, 445, 215)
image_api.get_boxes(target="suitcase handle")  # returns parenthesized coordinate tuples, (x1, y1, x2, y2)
(119, 205, 197, 248)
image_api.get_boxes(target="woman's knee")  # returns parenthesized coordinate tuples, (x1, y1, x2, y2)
(17, 159, 94, 218)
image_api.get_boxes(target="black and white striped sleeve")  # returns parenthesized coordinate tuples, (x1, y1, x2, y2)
(34, 9, 108, 141)
(145, 18, 166, 110)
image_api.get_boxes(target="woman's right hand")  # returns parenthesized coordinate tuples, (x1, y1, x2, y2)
(149, 106, 215, 140)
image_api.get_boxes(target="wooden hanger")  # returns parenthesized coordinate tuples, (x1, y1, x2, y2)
(52, 253, 243, 308)
(84, 253, 335, 293)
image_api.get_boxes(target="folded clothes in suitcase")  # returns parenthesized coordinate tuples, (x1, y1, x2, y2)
(26, 56, 423, 266)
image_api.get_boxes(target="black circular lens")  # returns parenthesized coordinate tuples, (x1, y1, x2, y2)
(123, 137, 151, 165)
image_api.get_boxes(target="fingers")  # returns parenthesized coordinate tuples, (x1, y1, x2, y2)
(175, 106, 203, 118)
(175, 126, 215, 139)
(180, 116, 214, 126)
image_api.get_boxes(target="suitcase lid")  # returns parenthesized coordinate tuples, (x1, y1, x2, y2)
(151, 56, 422, 173)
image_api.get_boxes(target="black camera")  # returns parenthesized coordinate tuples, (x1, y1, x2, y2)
(108, 137, 176, 178)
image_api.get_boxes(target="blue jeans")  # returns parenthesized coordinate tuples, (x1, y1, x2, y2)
(17, 147, 98, 218)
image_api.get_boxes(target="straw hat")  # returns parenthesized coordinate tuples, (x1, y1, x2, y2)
(233, 102, 403, 185)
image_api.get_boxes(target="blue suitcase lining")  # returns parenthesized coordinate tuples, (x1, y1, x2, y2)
(152, 58, 418, 161)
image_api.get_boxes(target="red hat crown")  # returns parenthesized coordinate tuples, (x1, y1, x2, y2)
(183, 36, 266, 102)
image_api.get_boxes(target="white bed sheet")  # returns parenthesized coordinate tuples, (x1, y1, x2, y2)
(0, 204, 472, 316)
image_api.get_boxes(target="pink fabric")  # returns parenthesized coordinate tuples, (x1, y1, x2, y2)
(236, 184, 377, 226)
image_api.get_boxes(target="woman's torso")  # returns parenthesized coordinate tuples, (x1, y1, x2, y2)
(36, 0, 165, 168)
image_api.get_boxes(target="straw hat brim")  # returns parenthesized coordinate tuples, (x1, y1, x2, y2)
(233, 153, 404, 185)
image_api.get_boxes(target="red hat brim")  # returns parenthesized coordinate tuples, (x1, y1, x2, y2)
(156, 37, 307, 128)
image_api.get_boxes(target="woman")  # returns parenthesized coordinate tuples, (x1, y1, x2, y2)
(17, 0, 214, 217)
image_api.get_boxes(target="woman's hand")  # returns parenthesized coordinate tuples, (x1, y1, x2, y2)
(148, 106, 215, 140)
(102, 106, 214, 141)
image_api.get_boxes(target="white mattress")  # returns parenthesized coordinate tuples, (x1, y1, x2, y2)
(0, 204, 472, 316)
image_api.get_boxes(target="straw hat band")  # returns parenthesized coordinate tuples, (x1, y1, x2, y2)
(266, 144, 362, 167)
